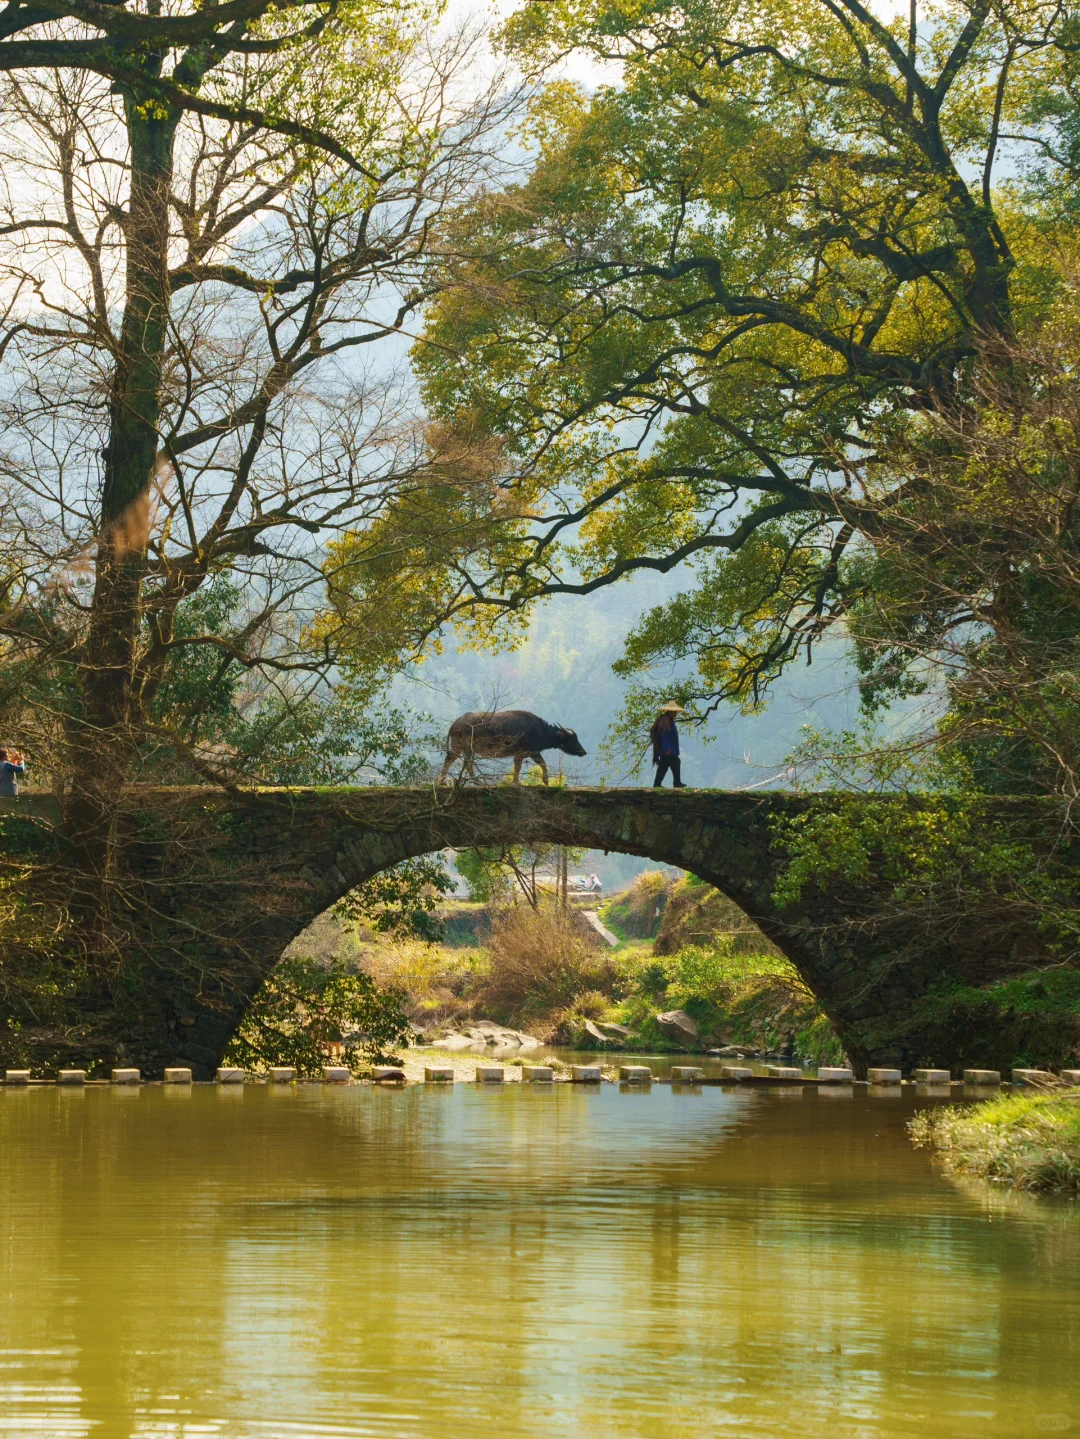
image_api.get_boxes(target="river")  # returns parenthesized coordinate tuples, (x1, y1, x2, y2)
(0, 1079, 1077, 1438)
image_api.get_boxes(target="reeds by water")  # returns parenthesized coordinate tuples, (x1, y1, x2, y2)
(910, 1091, 1080, 1192)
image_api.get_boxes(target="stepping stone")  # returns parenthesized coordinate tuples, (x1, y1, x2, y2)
(474, 1066, 505, 1082)
(867, 1068, 902, 1084)
(372, 1067, 406, 1082)
(322, 1066, 352, 1083)
(269, 1067, 296, 1083)
(570, 1065, 603, 1082)
(719, 1065, 753, 1080)
(111, 1069, 140, 1084)
(817, 1068, 854, 1082)
(1012, 1068, 1055, 1084)
(424, 1066, 454, 1082)
(522, 1066, 554, 1082)
(3, 1070, 30, 1084)
(58, 1070, 86, 1085)
(619, 1065, 652, 1082)
(963, 1069, 1001, 1084)
(1061, 1070, 1080, 1085)
(765, 1066, 803, 1079)
(915, 1068, 951, 1083)
(216, 1067, 244, 1084)
(670, 1066, 704, 1081)
(164, 1068, 192, 1083)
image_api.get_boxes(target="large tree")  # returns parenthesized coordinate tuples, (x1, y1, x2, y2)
(321, 0, 1080, 748)
(0, 1, 513, 880)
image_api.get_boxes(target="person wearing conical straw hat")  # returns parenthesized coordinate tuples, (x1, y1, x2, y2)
(650, 701, 687, 789)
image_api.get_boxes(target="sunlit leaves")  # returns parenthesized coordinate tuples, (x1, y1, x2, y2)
(335, 854, 455, 942)
(224, 954, 412, 1074)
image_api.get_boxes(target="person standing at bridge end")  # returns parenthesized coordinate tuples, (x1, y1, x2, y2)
(0, 748, 26, 797)
(650, 703, 687, 789)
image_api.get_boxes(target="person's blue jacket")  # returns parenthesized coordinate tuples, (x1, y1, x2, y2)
(0, 760, 25, 797)
(658, 722, 679, 757)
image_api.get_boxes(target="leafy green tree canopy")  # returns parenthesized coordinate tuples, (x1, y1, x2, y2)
(321, 0, 1080, 737)
(225, 955, 411, 1075)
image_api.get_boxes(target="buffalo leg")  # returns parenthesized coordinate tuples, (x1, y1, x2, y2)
(530, 753, 549, 785)
(512, 755, 523, 784)
(438, 750, 457, 784)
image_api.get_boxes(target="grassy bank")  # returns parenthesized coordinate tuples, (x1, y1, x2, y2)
(597, 943, 844, 1061)
(910, 1091, 1080, 1193)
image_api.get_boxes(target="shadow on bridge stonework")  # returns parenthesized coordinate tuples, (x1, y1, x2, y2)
(0, 786, 1058, 1078)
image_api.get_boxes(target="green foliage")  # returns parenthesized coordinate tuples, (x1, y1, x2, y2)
(224, 956, 411, 1076)
(892, 974, 1080, 1073)
(836, 300, 1080, 796)
(325, 0, 1079, 739)
(622, 941, 845, 1063)
(761, 290, 1080, 966)
(143, 580, 437, 787)
(771, 753, 1080, 967)
(984, 970, 1080, 1019)
(454, 838, 586, 908)
(635, 959, 670, 997)
(455, 848, 516, 905)
(335, 855, 455, 942)
(910, 1092, 1080, 1193)
(0, 857, 80, 1071)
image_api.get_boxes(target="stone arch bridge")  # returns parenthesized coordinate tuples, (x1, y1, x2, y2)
(4, 786, 1052, 1078)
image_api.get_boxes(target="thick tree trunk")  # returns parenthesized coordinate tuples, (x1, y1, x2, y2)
(64, 100, 179, 881)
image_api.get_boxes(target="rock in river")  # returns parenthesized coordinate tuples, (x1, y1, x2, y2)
(430, 1020, 543, 1051)
(656, 1009, 699, 1042)
(582, 1019, 639, 1045)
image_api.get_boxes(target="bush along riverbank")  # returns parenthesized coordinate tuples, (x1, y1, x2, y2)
(910, 1091, 1080, 1193)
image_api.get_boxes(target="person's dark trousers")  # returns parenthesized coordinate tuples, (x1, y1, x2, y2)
(653, 756, 685, 788)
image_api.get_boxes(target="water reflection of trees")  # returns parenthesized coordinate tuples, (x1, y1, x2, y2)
(1, 1088, 1079, 1437)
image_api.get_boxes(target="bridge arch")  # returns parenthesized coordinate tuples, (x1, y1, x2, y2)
(118, 784, 1019, 1081)
(7, 786, 1038, 1077)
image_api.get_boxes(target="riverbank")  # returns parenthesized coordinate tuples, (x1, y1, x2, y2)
(909, 1090, 1080, 1192)
(310, 872, 846, 1063)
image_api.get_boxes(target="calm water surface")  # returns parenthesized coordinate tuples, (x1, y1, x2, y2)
(0, 1081, 1077, 1439)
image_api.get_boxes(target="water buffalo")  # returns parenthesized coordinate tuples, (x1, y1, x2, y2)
(439, 709, 587, 785)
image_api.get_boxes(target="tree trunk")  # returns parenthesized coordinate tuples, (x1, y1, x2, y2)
(64, 98, 179, 882)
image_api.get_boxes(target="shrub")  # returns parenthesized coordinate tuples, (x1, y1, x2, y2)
(225, 955, 411, 1076)
(636, 959, 671, 997)
(566, 988, 611, 1019)
(477, 903, 622, 1026)
(619, 942, 845, 1062)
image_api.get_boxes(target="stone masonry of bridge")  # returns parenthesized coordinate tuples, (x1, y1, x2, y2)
(0, 786, 1058, 1077)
